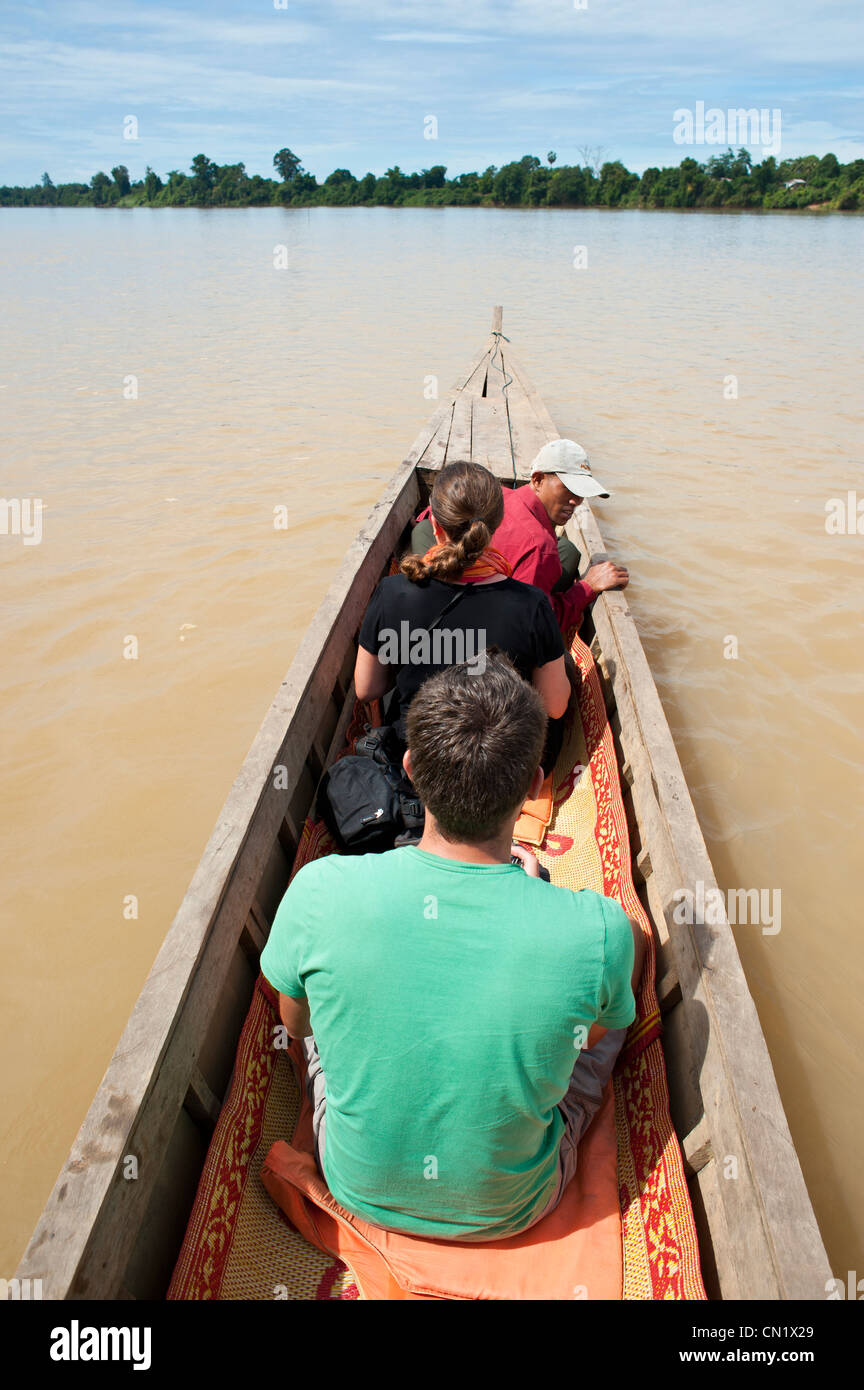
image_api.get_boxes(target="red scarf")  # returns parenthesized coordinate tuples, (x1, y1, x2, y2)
(422, 544, 513, 582)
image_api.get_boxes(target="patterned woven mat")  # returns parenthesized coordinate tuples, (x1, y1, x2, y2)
(555, 635, 704, 1299)
(168, 633, 705, 1301)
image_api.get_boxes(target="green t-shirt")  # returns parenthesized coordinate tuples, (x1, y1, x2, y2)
(260, 845, 635, 1240)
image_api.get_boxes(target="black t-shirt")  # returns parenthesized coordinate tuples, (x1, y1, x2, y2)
(358, 574, 564, 712)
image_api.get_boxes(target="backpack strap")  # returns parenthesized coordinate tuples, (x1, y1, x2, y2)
(424, 585, 467, 633)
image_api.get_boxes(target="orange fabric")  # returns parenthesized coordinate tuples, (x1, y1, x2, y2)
(514, 770, 555, 845)
(261, 1038, 622, 1302)
(364, 697, 384, 729)
(421, 543, 513, 581)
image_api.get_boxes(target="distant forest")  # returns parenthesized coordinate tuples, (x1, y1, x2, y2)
(2, 147, 862, 211)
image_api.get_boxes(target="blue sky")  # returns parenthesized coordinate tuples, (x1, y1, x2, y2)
(1, 0, 862, 184)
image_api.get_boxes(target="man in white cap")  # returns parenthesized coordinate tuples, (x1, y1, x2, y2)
(491, 439, 629, 635)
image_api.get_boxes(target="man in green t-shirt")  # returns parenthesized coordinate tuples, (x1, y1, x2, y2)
(260, 653, 644, 1241)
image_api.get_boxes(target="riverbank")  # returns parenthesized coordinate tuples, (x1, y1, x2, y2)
(3, 199, 861, 215)
(3, 148, 862, 212)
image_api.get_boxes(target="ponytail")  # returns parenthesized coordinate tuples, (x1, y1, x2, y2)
(401, 463, 503, 583)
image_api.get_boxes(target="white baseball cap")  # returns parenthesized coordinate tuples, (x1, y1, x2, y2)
(531, 439, 610, 499)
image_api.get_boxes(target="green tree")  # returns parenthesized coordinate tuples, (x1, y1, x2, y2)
(778, 154, 818, 184)
(447, 178, 482, 205)
(273, 147, 302, 182)
(642, 164, 682, 207)
(492, 162, 521, 204)
(734, 148, 753, 177)
(247, 173, 271, 204)
(369, 167, 410, 204)
(385, 166, 408, 195)
(190, 154, 217, 199)
(639, 167, 661, 202)
(89, 171, 115, 206)
(546, 166, 586, 206)
(816, 152, 840, 183)
(420, 164, 447, 189)
(111, 164, 131, 196)
(706, 148, 736, 179)
(524, 164, 551, 205)
(675, 156, 705, 207)
(492, 155, 540, 205)
(547, 151, 557, 166)
(322, 169, 358, 204)
(165, 169, 191, 205)
(285, 170, 318, 202)
(56, 182, 90, 206)
(144, 166, 163, 201)
(213, 162, 249, 203)
(597, 160, 639, 206)
(752, 156, 777, 194)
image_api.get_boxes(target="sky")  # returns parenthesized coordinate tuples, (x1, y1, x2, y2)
(1, 0, 862, 185)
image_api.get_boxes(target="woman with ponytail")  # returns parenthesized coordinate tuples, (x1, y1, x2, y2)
(355, 462, 570, 754)
(398, 461, 508, 588)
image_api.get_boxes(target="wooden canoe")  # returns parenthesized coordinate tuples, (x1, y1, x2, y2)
(16, 307, 832, 1301)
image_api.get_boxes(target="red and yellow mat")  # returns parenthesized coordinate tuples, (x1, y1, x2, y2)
(168, 633, 705, 1301)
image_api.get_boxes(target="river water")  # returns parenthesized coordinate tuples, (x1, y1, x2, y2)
(1, 206, 862, 1283)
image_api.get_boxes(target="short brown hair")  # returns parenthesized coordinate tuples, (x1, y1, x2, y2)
(401, 461, 504, 584)
(406, 652, 547, 842)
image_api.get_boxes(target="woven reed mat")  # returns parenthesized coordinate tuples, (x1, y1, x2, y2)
(168, 632, 704, 1300)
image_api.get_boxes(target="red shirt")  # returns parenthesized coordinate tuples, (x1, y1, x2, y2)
(492, 485, 595, 633)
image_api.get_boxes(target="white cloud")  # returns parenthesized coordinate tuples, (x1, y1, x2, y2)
(781, 119, 864, 158)
(328, 0, 864, 62)
(0, 39, 389, 116)
(378, 32, 494, 44)
(498, 91, 594, 110)
(61, 2, 320, 47)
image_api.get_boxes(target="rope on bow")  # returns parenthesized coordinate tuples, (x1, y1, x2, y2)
(489, 330, 517, 482)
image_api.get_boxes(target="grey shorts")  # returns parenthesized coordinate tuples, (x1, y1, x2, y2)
(529, 1026, 627, 1228)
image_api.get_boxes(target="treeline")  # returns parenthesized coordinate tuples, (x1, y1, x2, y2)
(2, 146, 862, 211)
